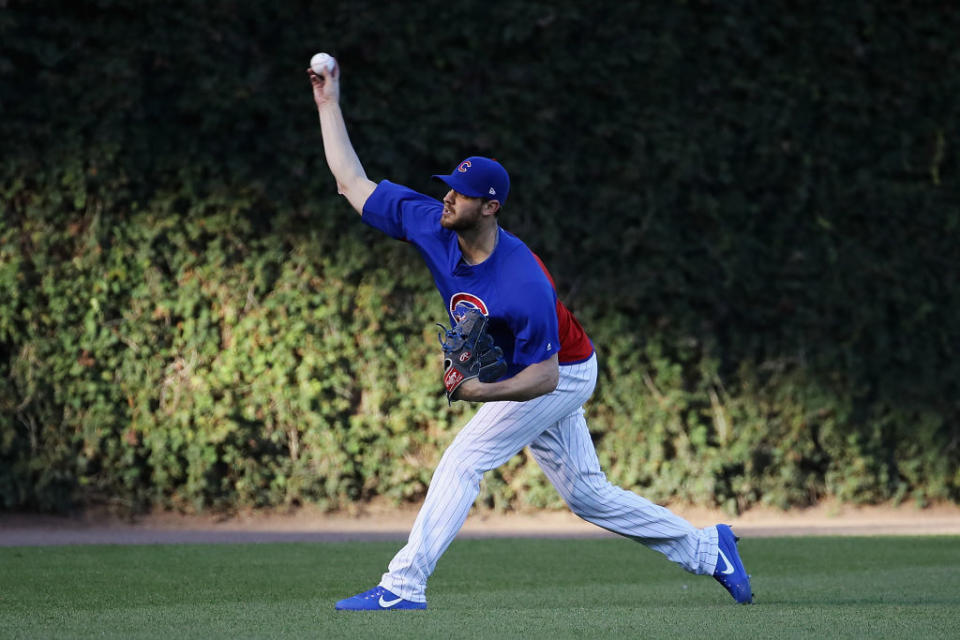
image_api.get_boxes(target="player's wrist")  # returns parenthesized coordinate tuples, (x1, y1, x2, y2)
(317, 99, 341, 114)
(453, 378, 484, 402)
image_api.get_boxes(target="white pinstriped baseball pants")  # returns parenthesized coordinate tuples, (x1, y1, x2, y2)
(379, 354, 719, 603)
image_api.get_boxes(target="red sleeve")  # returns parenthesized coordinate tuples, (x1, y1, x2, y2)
(531, 253, 594, 364)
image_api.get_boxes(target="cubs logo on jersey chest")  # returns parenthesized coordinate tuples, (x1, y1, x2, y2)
(449, 292, 489, 321)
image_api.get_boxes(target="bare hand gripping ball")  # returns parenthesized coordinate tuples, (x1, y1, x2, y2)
(310, 52, 335, 75)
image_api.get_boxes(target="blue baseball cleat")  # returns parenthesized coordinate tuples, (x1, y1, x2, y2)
(334, 586, 427, 611)
(713, 524, 753, 604)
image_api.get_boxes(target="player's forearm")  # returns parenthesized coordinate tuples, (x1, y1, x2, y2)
(317, 102, 373, 214)
(458, 355, 559, 403)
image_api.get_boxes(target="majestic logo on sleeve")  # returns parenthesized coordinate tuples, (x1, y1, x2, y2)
(449, 292, 489, 322)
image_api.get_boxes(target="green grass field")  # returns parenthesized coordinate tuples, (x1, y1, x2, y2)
(1, 536, 958, 639)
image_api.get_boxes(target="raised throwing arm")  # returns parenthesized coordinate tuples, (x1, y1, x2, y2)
(308, 57, 376, 215)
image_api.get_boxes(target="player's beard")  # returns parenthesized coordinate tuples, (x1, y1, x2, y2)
(440, 203, 483, 232)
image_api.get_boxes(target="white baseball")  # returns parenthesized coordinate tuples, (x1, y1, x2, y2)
(310, 52, 335, 75)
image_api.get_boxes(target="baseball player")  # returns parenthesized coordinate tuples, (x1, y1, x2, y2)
(308, 58, 753, 610)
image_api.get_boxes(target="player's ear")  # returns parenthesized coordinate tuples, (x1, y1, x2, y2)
(482, 199, 501, 216)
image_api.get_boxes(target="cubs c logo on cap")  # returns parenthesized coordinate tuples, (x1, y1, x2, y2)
(457, 160, 472, 173)
(449, 292, 488, 321)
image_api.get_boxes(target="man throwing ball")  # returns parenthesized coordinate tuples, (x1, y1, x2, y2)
(308, 55, 753, 610)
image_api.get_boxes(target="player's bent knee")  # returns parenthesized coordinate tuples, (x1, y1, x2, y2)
(433, 449, 491, 483)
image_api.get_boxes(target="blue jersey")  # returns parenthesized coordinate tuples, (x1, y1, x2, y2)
(362, 180, 560, 378)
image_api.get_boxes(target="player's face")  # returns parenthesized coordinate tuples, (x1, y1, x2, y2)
(440, 190, 486, 231)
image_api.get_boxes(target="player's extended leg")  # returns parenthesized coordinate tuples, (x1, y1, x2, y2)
(527, 409, 719, 575)
(527, 398, 753, 602)
(372, 357, 597, 605)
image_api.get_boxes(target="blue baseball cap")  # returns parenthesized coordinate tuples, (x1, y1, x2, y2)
(432, 156, 510, 205)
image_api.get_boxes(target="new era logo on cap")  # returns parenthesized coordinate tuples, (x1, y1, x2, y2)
(433, 156, 510, 204)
